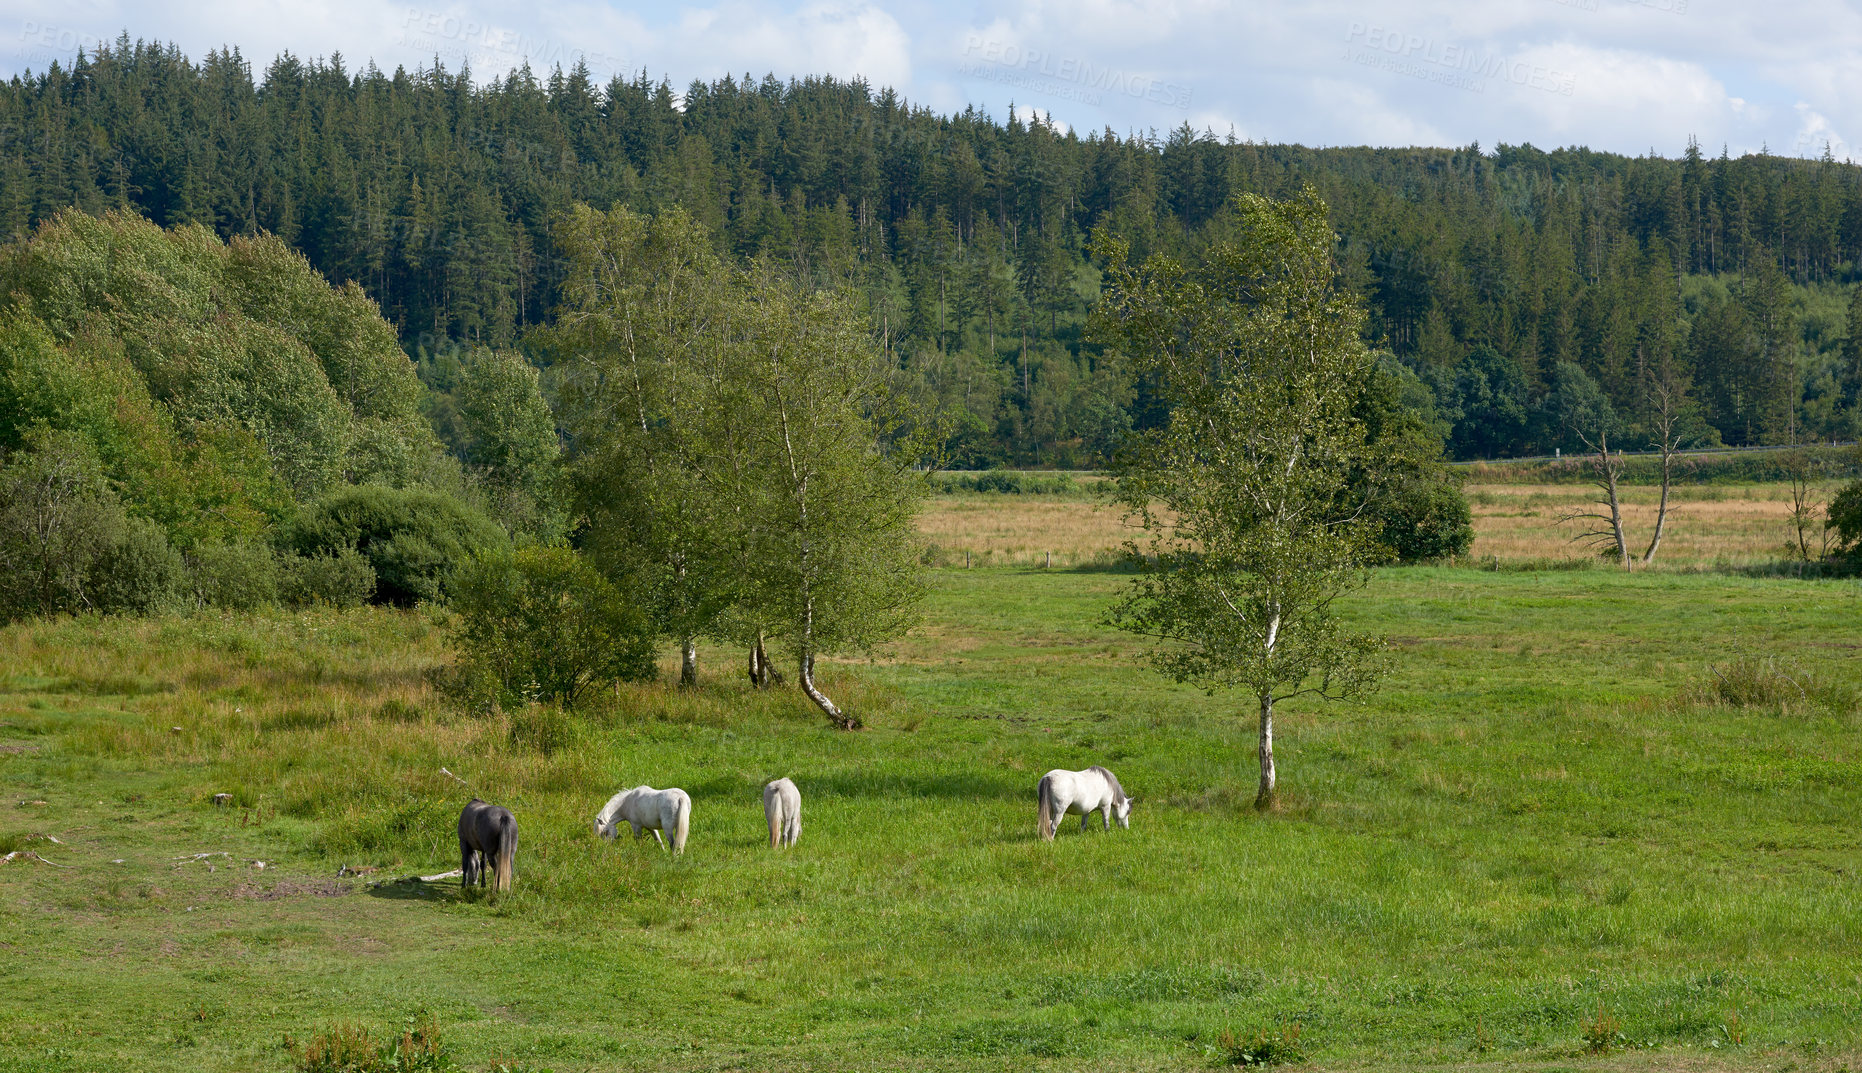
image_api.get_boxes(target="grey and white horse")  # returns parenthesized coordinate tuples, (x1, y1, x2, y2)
(1036, 766, 1133, 841)
(763, 777, 801, 848)
(457, 798, 519, 891)
(594, 786, 691, 854)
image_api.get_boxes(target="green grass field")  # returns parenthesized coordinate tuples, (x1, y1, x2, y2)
(2, 564, 1860, 1071)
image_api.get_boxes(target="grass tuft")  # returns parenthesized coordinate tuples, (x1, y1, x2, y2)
(1220, 1020, 1306, 1066)
(287, 1014, 463, 1073)
(1580, 1002, 1623, 1055)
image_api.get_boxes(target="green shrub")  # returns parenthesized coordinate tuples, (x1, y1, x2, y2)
(188, 540, 279, 610)
(451, 546, 655, 706)
(1828, 479, 1862, 560)
(279, 548, 377, 609)
(0, 429, 130, 620)
(88, 516, 187, 614)
(1465, 445, 1862, 485)
(1371, 478, 1474, 563)
(287, 485, 506, 605)
(930, 470, 1081, 496)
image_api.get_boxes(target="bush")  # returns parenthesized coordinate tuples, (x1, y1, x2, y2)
(1371, 478, 1474, 563)
(280, 548, 377, 609)
(0, 429, 130, 620)
(1829, 479, 1862, 560)
(930, 470, 1081, 496)
(451, 547, 656, 706)
(1465, 445, 1862, 485)
(88, 516, 187, 614)
(287, 485, 506, 605)
(188, 540, 279, 610)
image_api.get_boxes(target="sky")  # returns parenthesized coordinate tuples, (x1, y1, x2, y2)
(2, 0, 1858, 160)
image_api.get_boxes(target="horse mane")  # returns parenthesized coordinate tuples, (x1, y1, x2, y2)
(1088, 765, 1126, 803)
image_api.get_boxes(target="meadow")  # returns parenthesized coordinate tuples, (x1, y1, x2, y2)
(918, 480, 1850, 569)
(1, 489, 1860, 1071)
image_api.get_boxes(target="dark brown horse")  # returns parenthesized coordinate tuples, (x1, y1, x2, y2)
(457, 799, 518, 891)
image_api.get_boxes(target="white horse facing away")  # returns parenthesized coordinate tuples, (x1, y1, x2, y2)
(1036, 766, 1133, 841)
(763, 777, 801, 848)
(594, 786, 691, 855)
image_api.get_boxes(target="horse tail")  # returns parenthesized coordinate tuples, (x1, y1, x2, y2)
(494, 811, 517, 891)
(1037, 774, 1055, 842)
(671, 793, 690, 855)
(766, 787, 782, 848)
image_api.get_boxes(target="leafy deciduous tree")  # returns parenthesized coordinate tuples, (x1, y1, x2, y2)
(1093, 188, 1390, 810)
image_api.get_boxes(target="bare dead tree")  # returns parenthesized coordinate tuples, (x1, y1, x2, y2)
(1639, 369, 1685, 566)
(1559, 428, 1632, 571)
(1782, 446, 1832, 562)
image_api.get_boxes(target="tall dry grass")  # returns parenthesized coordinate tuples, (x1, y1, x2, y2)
(1464, 482, 1844, 566)
(917, 482, 1837, 569)
(916, 496, 1144, 567)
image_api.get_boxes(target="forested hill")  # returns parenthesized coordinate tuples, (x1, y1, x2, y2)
(6, 38, 1862, 463)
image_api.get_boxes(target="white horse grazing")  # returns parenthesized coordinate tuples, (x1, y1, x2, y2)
(763, 777, 801, 848)
(594, 786, 691, 855)
(1036, 766, 1134, 841)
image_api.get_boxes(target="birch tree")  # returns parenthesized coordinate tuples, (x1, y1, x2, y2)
(545, 206, 741, 687)
(1093, 188, 1388, 810)
(731, 269, 927, 729)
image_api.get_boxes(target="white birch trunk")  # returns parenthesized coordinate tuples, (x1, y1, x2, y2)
(798, 652, 857, 730)
(1256, 694, 1276, 811)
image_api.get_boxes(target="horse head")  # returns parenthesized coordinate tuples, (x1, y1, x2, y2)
(1115, 795, 1134, 829)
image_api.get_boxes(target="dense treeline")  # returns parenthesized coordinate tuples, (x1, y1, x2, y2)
(5, 38, 1862, 465)
(0, 209, 559, 621)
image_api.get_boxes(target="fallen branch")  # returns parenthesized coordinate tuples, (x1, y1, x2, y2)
(172, 852, 232, 861)
(367, 868, 464, 889)
(25, 833, 63, 844)
(0, 850, 69, 868)
(439, 767, 474, 793)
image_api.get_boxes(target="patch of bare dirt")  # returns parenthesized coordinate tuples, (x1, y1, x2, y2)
(234, 879, 354, 900)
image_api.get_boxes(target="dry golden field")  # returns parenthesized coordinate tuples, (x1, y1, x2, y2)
(917, 481, 1842, 568)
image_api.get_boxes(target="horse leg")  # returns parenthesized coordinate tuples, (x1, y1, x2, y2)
(1102, 805, 1111, 832)
(652, 829, 666, 851)
(460, 841, 474, 888)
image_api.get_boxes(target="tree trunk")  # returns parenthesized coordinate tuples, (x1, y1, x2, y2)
(1642, 440, 1673, 565)
(748, 632, 781, 689)
(1255, 694, 1277, 811)
(1590, 436, 1631, 571)
(799, 653, 859, 730)
(1604, 460, 1630, 572)
(679, 637, 698, 689)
